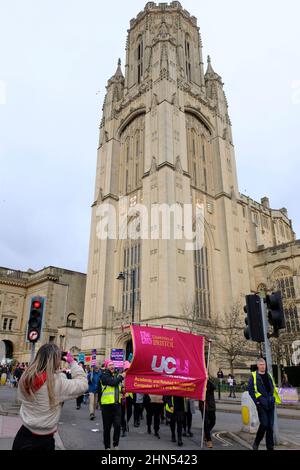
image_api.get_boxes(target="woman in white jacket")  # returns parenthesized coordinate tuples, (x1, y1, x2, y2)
(12, 343, 88, 451)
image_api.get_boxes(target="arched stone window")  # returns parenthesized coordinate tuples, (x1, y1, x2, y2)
(67, 313, 77, 328)
(186, 113, 211, 192)
(119, 114, 145, 195)
(271, 268, 300, 334)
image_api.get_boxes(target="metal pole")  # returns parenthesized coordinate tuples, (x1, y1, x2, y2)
(131, 269, 135, 324)
(260, 297, 280, 445)
(201, 340, 211, 449)
(30, 342, 36, 364)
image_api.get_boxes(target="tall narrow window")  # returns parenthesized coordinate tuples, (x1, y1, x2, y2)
(185, 35, 192, 81)
(135, 163, 139, 187)
(191, 129, 198, 187)
(194, 247, 211, 319)
(135, 131, 140, 188)
(8, 319, 13, 331)
(137, 38, 144, 84)
(3, 318, 8, 330)
(122, 240, 141, 314)
(204, 169, 208, 192)
(193, 162, 197, 187)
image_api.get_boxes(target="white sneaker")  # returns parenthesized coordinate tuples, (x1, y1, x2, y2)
(113, 446, 119, 450)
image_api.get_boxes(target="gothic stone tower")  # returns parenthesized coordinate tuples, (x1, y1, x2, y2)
(81, 2, 297, 362)
(81, 1, 243, 358)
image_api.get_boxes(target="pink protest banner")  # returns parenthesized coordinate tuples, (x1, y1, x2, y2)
(125, 325, 208, 400)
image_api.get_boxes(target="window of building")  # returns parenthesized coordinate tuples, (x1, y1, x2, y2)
(194, 247, 211, 319)
(122, 240, 141, 314)
(262, 215, 269, 230)
(3, 318, 8, 330)
(8, 319, 13, 331)
(120, 116, 144, 195)
(204, 169, 208, 192)
(186, 114, 211, 192)
(280, 222, 284, 237)
(185, 35, 192, 81)
(49, 336, 56, 343)
(202, 144, 206, 161)
(252, 211, 258, 225)
(272, 269, 299, 334)
(137, 38, 144, 84)
(67, 314, 77, 328)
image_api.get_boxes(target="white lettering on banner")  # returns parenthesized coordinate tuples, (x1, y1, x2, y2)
(151, 356, 190, 375)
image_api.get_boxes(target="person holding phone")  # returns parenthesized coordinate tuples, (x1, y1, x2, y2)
(12, 343, 88, 451)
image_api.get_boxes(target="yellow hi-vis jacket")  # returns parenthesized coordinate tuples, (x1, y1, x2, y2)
(100, 383, 122, 405)
(165, 397, 174, 414)
(251, 371, 281, 405)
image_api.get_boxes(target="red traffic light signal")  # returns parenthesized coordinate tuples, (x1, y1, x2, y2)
(32, 300, 42, 309)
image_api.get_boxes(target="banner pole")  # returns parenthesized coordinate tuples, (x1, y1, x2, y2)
(201, 339, 211, 450)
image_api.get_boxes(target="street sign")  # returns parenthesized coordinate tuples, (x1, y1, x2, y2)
(28, 331, 39, 341)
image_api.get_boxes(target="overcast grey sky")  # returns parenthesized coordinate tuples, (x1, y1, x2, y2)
(0, 0, 299, 273)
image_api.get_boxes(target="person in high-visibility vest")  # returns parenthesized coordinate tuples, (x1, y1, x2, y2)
(100, 360, 125, 450)
(165, 396, 185, 447)
(248, 358, 281, 451)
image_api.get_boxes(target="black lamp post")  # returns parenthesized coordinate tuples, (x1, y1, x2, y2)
(117, 269, 136, 324)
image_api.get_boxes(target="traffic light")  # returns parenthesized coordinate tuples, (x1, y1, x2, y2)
(27, 297, 45, 343)
(244, 294, 264, 342)
(266, 291, 286, 337)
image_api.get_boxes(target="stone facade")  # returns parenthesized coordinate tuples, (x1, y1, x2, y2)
(82, 2, 300, 373)
(0, 266, 86, 363)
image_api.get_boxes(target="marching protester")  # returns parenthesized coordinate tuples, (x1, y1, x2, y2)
(199, 378, 216, 449)
(76, 361, 86, 410)
(144, 394, 164, 439)
(183, 398, 194, 437)
(248, 358, 281, 451)
(99, 360, 125, 450)
(133, 393, 144, 427)
(12, 344, 88, 451)
(165, 395, 185, 446)
(87, 364, 102, 420)
(121, 390, 133, 436)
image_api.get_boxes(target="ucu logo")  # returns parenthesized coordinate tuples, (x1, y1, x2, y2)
(151, 355, 189, 375)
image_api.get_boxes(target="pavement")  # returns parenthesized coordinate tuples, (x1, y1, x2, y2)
(1, 385, 300, 451)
